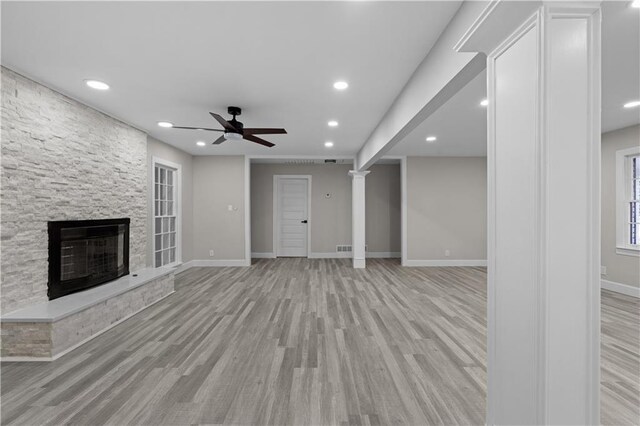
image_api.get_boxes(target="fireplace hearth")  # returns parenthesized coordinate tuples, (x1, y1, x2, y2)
(48, 218, 130, 300)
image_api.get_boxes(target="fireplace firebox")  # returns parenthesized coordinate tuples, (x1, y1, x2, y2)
(48, 218, 130, 300)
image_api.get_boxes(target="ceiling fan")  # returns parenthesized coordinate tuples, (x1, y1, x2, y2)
(172, 106, 285, 147)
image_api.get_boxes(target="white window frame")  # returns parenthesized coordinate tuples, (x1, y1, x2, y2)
(152, 156, 182, 267)
(615, 146, 640, 256)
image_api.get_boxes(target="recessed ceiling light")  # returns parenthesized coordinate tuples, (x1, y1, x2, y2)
(480, 99, 489, 107)
(333, 81, 348, 90)
(84, 79, 109, 90)
(328, 120, 339, 127)
(623, 100, 640, 108)
(426, 136, 437, 142)
(196, 141, 206, 147)
(325, 141, 334, 148)
(157, 121, 173, 128)
(632, 0, 640, 8)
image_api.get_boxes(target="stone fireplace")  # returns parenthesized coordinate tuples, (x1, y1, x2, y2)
(1, 68, 175, 360)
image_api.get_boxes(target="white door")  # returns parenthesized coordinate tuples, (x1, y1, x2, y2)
(276, 177, 309, 257)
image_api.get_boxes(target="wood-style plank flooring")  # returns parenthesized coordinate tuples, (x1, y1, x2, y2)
(1, 259, 638, 425)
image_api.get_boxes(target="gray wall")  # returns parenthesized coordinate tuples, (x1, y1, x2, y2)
(366, 164, 401, 253)
(601, 125, 640, 288)
(193, 156, 247, 260)
(146, 136, 194, 264)
(0, 67, 148, 313)
(406, 156, 487, 261)
(251, 164, 352, 254)
(251, 163, 400, 255)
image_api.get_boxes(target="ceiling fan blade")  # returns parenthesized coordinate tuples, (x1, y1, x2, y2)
(244, 134, 275, 148)
(210, 112, 236, 131)
(242, 128, 287, 135)
(172, 126, 223, 131)
(212, 135, 226, 145)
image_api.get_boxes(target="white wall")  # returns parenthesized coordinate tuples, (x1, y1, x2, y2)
(251, 163, 400, 256)
(146, 136, 194, 265)
(192, 156, 247, 262)
(601, 124, 640, 288)
(406, 156, 487, 264)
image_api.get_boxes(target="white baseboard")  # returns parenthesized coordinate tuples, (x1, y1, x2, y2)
(367, 252, 401, 258)
(601, 279, 640, 298)
(403, 259, 488, 267)
(309, 252, 351, 259)
(251, 252, 276, 258)
(307, 252, 401, 259)
(175, 259, 250, 271)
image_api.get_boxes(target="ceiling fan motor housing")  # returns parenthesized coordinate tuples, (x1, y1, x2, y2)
(228, 106, 242, 117)
(227, 106, 244, 135)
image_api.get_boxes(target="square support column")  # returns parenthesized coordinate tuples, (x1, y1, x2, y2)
(349, 170, 370, 268)
(457, 2, 601, 424)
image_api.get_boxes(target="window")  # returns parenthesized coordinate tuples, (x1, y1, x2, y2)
(153, 159, 181, 267)
(616, 146, 640, 255)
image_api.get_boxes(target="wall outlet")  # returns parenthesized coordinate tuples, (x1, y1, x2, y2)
(445, 249, 451, 257)
(601, 266, 607, 276)
(209, 250, 214, 257)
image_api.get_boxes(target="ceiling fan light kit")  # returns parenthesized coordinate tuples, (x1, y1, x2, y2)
(171, 106, 286, 147)
(224, 132, 243, 141)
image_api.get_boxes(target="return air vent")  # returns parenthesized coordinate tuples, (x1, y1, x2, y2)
(336, 245, 368, 253)
(284, 159, 316, 165)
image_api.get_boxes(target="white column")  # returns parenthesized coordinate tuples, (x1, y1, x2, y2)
(457, 2, 601, 425)
(349, 170, 370, 268)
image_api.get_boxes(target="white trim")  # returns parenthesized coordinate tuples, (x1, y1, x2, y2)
(454, 0, 502, 52)
(601, 279, 640, 298)
(273, 175, 312, 258)
(251, 252, 276, 258)
(615, 247, 640, 257)
(248, 155, 355, 162)
(187, 259, 251, 267)
(151, 156, 182, 268)
(308, 252, 400, 259)
(1, 290, 175, 362)
(245, 156, 252, 265)
(309, 252, 351, 259)
(401, 156, 408, 266)
(367, 252, 401, 258)
(404, 259, 488, 267)
(615, 146, 640, 253)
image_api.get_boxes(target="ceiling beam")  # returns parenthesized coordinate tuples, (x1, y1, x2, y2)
(355, 1, 490, 171)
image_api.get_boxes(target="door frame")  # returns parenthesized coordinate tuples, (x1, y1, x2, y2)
(273, 175, 312, 258)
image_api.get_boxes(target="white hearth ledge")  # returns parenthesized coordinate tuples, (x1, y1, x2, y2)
(1, 267, 174, 323)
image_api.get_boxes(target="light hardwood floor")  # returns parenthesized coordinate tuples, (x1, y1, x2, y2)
(1, 259, 638, 425)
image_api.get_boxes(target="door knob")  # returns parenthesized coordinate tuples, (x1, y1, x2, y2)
(301, 220, 308, 224)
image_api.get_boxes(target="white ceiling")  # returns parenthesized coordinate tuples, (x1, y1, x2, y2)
(1, 1, 461, 156)
(3, 2, 637, 160)
(602, 1, 640, 133)
(389, 1, 639, 157)
(388, 69, 487, 157)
